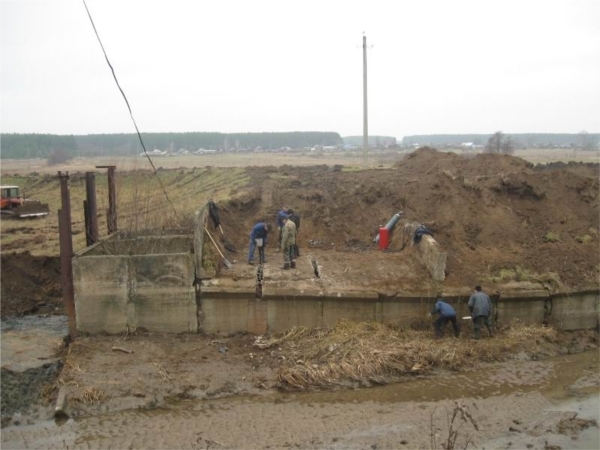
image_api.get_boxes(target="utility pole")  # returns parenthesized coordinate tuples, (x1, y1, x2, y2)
(363, 34, 369, 167)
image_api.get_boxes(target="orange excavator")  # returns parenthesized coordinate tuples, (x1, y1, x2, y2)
(0, 185, 50, 218)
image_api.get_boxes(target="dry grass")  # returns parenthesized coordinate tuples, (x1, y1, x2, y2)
(264, 320, 559, 389)
(72, 387, 108, 405)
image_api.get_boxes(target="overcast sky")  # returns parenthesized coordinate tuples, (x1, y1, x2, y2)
(1, 0, 599, 138)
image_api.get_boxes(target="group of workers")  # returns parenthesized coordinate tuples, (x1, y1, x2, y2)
(247, 205, 495, 339)
(431, 285, 494, 340)
(248, 205, 300, 270)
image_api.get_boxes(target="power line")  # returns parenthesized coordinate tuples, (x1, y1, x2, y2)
(82, 0, 179, 222)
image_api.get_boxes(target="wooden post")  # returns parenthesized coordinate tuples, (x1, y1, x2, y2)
(96, 165, 117, 234)
(85, 172, 99, 245)
(58, 171, 76, 336)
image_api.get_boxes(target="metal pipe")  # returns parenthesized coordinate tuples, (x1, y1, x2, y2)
(374, 211, 403, 243)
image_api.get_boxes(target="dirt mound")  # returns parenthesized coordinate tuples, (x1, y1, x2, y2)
(218, 149, 599, 289)
(0, 252, 62, 318)
(534, 161, 599, 179)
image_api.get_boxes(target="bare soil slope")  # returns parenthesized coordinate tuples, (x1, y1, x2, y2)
(218, 149, 599, 289)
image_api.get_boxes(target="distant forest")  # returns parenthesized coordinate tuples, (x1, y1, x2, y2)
(343, 135, 397, 146)
(402, 133, 600, 149)
(0, 132, 342, 159)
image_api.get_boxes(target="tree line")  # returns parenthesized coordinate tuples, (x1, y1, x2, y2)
(0, 132, 343, 159)
(402, 133, 599, 149)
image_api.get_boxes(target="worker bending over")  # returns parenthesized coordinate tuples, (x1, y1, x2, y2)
(248, 222, 271, 265)
(431, 296, 460, 338)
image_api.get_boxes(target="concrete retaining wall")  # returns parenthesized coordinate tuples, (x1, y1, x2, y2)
(73, 204, 208, 334)
(198, 287, 599, 336)
(552, 291, 600, 330)
(72, 204, 598, 335)
(73, 253, 197, 333)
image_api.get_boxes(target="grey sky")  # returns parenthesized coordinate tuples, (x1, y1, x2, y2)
(1, 0, 599, 138)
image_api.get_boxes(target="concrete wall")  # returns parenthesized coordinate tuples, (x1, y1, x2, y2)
(552, 290, 600, 330)
(73, 204, 598, 335)
(73, 204, 208, 334)
(198, 286, 599, 336)
(73, 253, 197, 333)
(200, 288, 262, 335)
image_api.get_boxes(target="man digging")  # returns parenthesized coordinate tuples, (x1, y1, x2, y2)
(431, 295, 460, 338)
(468, 285, 493, 339)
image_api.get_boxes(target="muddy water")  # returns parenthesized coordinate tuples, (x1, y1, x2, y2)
(2, 350, 598, 449)
(1, 315, 66, 371)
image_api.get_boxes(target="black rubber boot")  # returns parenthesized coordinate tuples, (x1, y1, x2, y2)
(282, 263, 290, 270)
(290, 261, 296, 269)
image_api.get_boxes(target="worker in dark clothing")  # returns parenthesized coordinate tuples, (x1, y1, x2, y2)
(431, 297, 460, 338)
(248, 222, 271, 265)
(275, 206, 289, 252)
(287, 208, 301, 257)
(468, 285, 493, 339)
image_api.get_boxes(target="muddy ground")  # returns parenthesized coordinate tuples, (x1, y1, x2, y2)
(1, 149, 599, 448)
(2, 344, 599, 449)
(57, 328, 600, 416)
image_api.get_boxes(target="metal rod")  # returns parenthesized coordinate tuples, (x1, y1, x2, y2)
(58, 172, 76, 336)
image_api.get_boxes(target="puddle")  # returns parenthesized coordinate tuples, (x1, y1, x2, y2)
(1, 315, 67, 371)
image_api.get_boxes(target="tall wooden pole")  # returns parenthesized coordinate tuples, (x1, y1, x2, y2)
(84, 172, 99, 245)
(58, 171, 76, 336)
(363, 34, 369, 167)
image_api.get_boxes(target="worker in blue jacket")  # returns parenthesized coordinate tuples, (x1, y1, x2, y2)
(431, 297, 460, 338)
(248, 222, 272, 265)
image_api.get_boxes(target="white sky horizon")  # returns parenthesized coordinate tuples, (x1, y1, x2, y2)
(1, 0, 599, 139)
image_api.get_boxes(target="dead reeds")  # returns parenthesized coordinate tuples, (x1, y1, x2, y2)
(73, 387, 108, 405)
(265, 320, 559, 389)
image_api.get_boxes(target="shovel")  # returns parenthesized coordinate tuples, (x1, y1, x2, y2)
(204, 227, 233, 269)
(217, 224, 237, 253)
